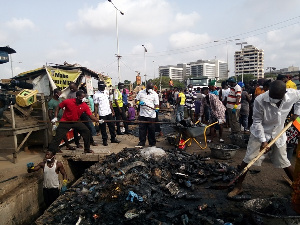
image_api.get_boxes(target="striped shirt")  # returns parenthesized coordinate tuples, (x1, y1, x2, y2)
(185, 91, 196, 109)
(226, 84, 242, 109)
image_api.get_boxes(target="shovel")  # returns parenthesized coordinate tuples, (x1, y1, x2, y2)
(206, 120, 294, 190)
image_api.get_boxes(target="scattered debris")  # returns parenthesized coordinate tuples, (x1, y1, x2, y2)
(38, 147, 259, 224)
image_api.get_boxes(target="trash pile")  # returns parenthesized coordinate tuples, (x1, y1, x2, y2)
(39, 147, 254, 225)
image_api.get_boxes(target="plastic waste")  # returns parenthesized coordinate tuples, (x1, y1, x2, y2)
(126, 191, 143, 202)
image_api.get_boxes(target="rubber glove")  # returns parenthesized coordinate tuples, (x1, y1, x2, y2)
(139, 101, 145, 105)
(218, 119, 223, 124)
(27, 162, 34, 173)
(27, 162, 34, 169)
(232, 104, 238, 114)
(51, 117, 58, 123)
(61, 179, 67, 194)
(155, 108, 159, 113)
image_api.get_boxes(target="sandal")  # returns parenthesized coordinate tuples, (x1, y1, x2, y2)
(66, 146, 76, 150)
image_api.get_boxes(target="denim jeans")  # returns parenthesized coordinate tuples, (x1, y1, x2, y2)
(176, 105, 184, 122)
(239, 114, 249, 130)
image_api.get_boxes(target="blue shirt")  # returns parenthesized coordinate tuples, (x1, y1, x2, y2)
(122, 92, 128, 105)
(210, 90, 219, 96)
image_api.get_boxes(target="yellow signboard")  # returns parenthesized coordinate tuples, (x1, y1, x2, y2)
(103, 76, 112, 87)
(46, 67, 81, 90)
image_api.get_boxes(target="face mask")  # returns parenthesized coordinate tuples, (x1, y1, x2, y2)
(269, 97, 281, 104)
(146, 89, 152, 95)
(47, 156, 54, 162)
(82, 97, 87, 103)
(188, 88, 192, 91)
(259, 86, 263, 89)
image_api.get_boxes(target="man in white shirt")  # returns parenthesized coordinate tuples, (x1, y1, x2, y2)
(135, 81, 159, 147)
(228, 80, 300, 197)
(94, 81, 120, 146)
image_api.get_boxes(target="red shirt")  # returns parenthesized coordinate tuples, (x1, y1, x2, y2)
(59, 99, 92, 121)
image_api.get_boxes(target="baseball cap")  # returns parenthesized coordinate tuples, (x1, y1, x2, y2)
(238, 81, 245, 88)
(208, 80, 216, 86)
(98, 81, 106, 87)
(227, 77, 236, 83)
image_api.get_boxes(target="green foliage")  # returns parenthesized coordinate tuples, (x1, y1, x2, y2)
(264, 73, 277, 79)
(236, 74, 256, 84)
(150, 77, 186, 89)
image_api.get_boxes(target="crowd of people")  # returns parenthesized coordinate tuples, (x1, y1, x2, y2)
(27, 73, 300, 208)
(47, 81, 165, 154)
(162, 74, 297, 144)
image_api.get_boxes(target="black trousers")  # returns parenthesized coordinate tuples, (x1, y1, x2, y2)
(81, 113, 95, 143)
(99, 114, 116, 141)
(113, 107, 129, 133)
(43, 188, 59, 208)
(155, 112, 161, 132)
(49, 122, 90, 153)
(139, 116, 156, 146)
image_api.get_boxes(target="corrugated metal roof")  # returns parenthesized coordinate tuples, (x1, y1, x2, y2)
(16, 67, 45, 78)
(14, 64, 102, 80)
(0, 46, 16, 54)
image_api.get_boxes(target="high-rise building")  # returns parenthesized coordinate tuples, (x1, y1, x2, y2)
(234, 45, 264, 79)
(158, 63, 190, 81)
(159, 60, 227, 81)
(190, 59, 228, 80)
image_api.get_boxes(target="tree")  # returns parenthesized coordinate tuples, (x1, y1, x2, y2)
(150, 77, 185, 89)
(236, 74, 256, 84)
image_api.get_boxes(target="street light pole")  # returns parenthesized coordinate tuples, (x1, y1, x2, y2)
(142, 45, 147, 84)
(236, 42, 248, 82)
(213, 39, 240, 78)
(108, 0, 124, 83)
(266, 67, 276, 76)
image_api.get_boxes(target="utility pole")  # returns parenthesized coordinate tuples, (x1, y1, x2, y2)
(108, 0, 124, 83)
(142, 45, 147, 84)
(266, 67, 276, 76)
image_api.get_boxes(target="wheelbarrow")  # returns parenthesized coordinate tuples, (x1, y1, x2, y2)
(171, 121, 218, 150)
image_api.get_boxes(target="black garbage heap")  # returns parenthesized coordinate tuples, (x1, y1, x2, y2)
(41, 147, 253, 225)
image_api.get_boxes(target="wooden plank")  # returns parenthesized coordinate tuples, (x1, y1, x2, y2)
(16, 131, 32, 152)
(12, 134, 18, 163)
(11, 106, 15, 129)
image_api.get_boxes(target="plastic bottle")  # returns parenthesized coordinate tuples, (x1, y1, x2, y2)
(292, 143, 300, 214)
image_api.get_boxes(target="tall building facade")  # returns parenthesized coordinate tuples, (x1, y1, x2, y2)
(234, 45, 264, 79)
(159, 63, 190, 81)
(159, 60, 227, 81)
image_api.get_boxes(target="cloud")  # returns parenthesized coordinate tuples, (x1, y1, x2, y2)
(5, 18, 35, 31)
(169, 31, 211, 49)
(0, 30, 8, 43)
(46, 42, 77, 62)
(174, 12, 200, 28)
(66, 0, 200, 38)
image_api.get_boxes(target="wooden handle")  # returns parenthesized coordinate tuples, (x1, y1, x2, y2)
(229, 120, 293, 185)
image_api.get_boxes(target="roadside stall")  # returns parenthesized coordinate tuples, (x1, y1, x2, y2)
(0, 63, 111, 162)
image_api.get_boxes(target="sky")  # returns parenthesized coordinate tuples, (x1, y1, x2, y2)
(1, 0, 300, 85)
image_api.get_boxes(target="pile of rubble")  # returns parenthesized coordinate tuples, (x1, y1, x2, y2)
(39, 147, 254, 225)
